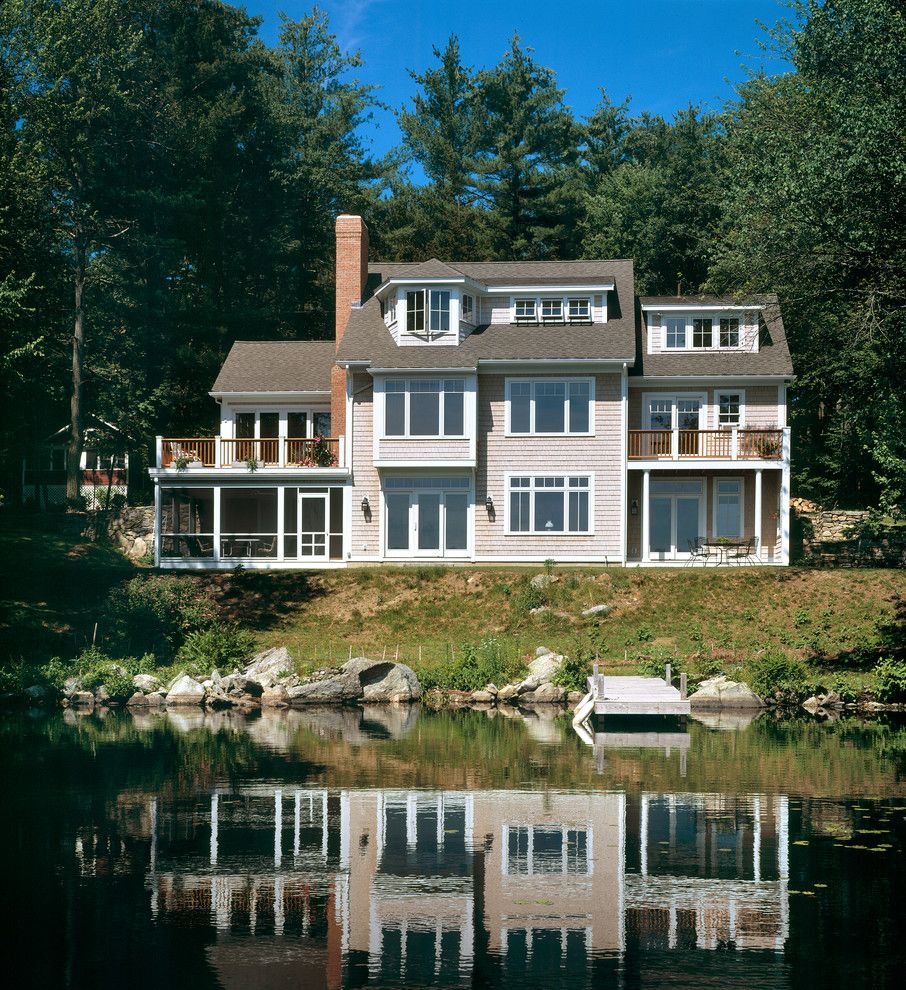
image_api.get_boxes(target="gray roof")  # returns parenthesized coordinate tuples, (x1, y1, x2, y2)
(632, 295, 793, 377)
(338, 259, 637, 369)
(211, 340, 335, 393)
(372, 259, 626, 288)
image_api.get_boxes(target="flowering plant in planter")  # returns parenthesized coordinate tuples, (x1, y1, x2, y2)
(297, 435, 337, 467)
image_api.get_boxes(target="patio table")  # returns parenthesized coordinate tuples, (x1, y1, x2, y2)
(704, 539, 750, 565)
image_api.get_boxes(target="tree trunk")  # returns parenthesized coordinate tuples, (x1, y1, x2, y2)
(66, 241, 85, 506)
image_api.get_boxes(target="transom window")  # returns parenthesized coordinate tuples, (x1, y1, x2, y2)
(406, 289, 450, 334)
(693, 317, 713, 348)
(720, 317, 740, 347)
(718, 392, 743, 426)
(507, 378, 593, 435)
(461, 293, 474, 323)
(509, 475, 591, 534)
(385, 378, 465, 437)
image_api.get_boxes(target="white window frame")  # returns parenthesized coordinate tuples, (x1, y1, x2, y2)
(712, 475, 745, 539)
(505, 377, 595, 437)
(655, 312, 748, 352)
(512, 295, 596, 325)
(405, 288, 451, 335)
(381, 476, 473, 558)
(719, 316, 741, 349)
(692, 316, 713, 349)
(663, 316, 688, 349)
(382, 378, 467, 439)
(642, 392, 707, 431)
(461, 292, 474, 324)
(514, 298, 537, 323)
(715, 389, 746, 428)
(504, 473, 594, 535)
(541, 298, 564, 323)
(568, 297, 592, 322)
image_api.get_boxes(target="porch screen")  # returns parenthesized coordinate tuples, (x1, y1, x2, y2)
(221, 488, 278, 559)
(160, 487, 214, 558)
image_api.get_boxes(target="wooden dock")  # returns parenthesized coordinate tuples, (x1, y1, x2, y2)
(589, 674, 690, 716)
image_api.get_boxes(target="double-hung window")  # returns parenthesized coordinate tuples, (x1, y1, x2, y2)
(461, 293, 474, 323)
(693, 317, 712, 348)
(720, 317, 740, 348)
(541, 298, 563, 322)
(508, 378, 593, 435)
(385, 379, 465, 437)
(406, 289, 450, 334)
(508, 475, 591, 534)
(717, 392, 742, 427)
(568, 297, 591, 322)
(664, 317, 687, 349)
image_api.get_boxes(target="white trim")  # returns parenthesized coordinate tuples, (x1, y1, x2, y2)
(631, 375, 795, 384)
(646, 478, 707, 561)
(493, 282, 614, 294)
(504, 376, 596, 437)
(375, 374, 472, 440)
(503, 471, 595, 536)
(641, 391, 707, 430)
(711, 475, 745, 540)
(714, 388, 746, 428)
(778, 381, 787, 428)
(210, 391, 330, 402)
(640, 303, 762, 312)
(620, 364, 628, 568)
(380, 477, 474, 559)
(375, 460, 475, 469)
(479, 358, 632, 371)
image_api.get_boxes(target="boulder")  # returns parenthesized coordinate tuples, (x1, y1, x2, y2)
(470, 689, 496, 703)
(535, 646, 552, 657)
(24, 684, 50, 704)
(95, 685, 110, 703)
(802, 695, 822, 715)
(529, 606, 548, 615)
(225, 674, 263, 697)
(521, 682, 566, 704)
(70, 691, 95, 708)
(515, 676, 540, 695)
(132, 673, 161, 694)
(243, 647, 293, 689)
(530, 574, 558, 590)
(63, 676, 83, 697)
(261, 685, 290, 708)
(165, 673, 206, 707)
(689, 675, 764, 710)
(527, 652, 562, 684)
(345, 657, 422, 703)
(567, 691, 587, 705)
(126, 691, 149, 707)
(581, 603, 613, 618)
(497, 684, 520, 702)
(287, 674, 361, 704)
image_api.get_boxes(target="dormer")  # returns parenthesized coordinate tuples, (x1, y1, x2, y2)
(640, 298, 762, 356)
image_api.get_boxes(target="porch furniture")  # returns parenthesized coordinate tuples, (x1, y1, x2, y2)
(232, 537, 259, 557)
(686, 537, 718, 566)
(727, 536, 759, 565)
(257, 537, 276, 556)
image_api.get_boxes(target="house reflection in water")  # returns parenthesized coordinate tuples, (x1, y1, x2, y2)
(101, 787, 789, 985)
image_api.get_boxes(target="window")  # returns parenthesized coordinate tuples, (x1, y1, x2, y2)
(693, 317, 712, 348)
(384, 379, 465, 437)
(568, 297, 591, 322)
(287, 412, 307, 438)
(406, 289, 452, 335)
(508, 476, 591, 534)
(235, 412, 255, 439)
(720, 317, 740, 348)
(505, 825, 590, 876)
(715, 478, 743, 538)
(508, 379, 593, 435)
(665, 317, 687, 348)
(718, 392, 742, 427)
(462, 293, 474, 323)
(541, 298, 563, 322)
(514, 299, 537, 322)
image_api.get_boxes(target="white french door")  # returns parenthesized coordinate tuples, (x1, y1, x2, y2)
(385, 487, 469, 557)
(646, 394, 705, 431)
(648, 479, 705, 560)
(297, 492, 328, 561)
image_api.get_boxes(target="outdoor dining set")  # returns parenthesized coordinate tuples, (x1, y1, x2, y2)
(686, 536, 760, 565)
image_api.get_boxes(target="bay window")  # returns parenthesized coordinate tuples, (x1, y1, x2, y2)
(508, 476, 591, 534)
(406, 289, 450, 334)
(508, 378, 593, 435)
(385, 378, 465, 437)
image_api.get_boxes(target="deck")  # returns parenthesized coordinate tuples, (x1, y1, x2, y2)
(589, 673, 691, 716)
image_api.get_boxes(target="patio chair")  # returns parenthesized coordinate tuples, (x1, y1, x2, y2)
(257, 537, 276, 557)
(686, 537, 717, 567)
(728, 536, 759, 565)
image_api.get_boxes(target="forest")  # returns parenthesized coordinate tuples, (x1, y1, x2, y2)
(0, 0, 903, 512)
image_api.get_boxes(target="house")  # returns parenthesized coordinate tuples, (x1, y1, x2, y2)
(22, 416, 130, 510)
(149, 214, 792, 567)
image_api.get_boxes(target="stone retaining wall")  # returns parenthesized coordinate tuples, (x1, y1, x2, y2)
(798, 508, 905, 567)
(88, 504, 154, 559)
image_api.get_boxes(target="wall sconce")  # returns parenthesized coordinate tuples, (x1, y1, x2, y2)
(485, 493, 495, 522)
(361, 495, 370, 514)
(631, 498, 639, 516)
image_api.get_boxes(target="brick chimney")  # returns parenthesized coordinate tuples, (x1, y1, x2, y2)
(332, 214, 369, 439)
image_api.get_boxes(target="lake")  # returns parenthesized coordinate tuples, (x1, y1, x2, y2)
(2, 706, 905, 988)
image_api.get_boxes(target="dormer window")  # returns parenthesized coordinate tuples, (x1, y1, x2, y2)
(515, 299, 537, 323)
(406, 289, 450, 334)
(665, 317, 687, 349)
(720, 317, 740, 348)
(541, 299, 563, 323)
(462, 293, 474, 323)
(568, 298, 591, 322)
(693, 317, 712, 348)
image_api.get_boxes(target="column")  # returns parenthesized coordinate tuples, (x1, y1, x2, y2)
(752, 796, 762, 883)
(153, 481, 161, 567)
(640, 794, 649, 878)
(294, 791, 301, 857)
(754, 469, 763, 561)
(213, 486, 221, 563)
(276, 486, 285, 562)
(641, 471, 650, 563)
(780, 445, 791, 565)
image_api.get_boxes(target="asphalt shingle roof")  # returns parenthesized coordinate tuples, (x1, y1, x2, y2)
(211, 340, 335, 393)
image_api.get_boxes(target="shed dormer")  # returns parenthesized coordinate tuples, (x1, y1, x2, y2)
(640, 298, 763, 356)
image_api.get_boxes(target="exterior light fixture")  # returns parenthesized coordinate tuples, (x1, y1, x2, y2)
(361, 495, 370, 513)
(631, 498, 639, 516)
(485, 494, 493, 509)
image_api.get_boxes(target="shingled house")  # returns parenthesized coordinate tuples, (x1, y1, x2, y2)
(149, 215, 792, 567)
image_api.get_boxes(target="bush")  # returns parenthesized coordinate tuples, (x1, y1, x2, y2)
(512, 580, 545, 614)
(0, 659, 42, 694)
(65, 647, 154, 701)
(747, 650, 809, 698)
(174, 622, 254, 674)
(101, 576, 218, 660)
(423, 637, 526, 692)
(555, 643, 593, 694)
(873, 657, 906, 702)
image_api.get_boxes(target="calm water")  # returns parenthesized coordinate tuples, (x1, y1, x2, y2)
(3, 706, 906, 989)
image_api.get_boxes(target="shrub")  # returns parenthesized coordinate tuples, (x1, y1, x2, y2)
(425, 637, 526, 692)
(555, 642, 593, 694)
(746, 650, 809, 698)
(0, 659, 42, 694)
(873, 657, 906, 702)
(512, 580, 545, 614)
(174, 622, 254, 674)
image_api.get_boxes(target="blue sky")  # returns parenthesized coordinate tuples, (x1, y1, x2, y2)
(244, 0, 791, 159)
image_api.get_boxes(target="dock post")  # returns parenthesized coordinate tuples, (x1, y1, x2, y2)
(680, 673, 687, 699)
(665, 663, 672, 687)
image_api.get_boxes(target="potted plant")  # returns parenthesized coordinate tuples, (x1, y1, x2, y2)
(244, 456, 259, 473)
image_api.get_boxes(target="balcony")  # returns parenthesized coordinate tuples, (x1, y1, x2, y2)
(627, 428, 787, 462)
(156, 436, 345, 471)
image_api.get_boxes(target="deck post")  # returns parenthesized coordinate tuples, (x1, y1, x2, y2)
(215, 436, 222, 468)
(641, 470, 650, 562)
(665, 663, 671, 687)
(155, 435, 162, 469)
(754, 469, 763, 561)
(731, 427, 739, 460)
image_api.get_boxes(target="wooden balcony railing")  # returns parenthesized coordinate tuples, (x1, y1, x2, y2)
(157, 437, 342, 469)
(628, 428, 786, 461)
